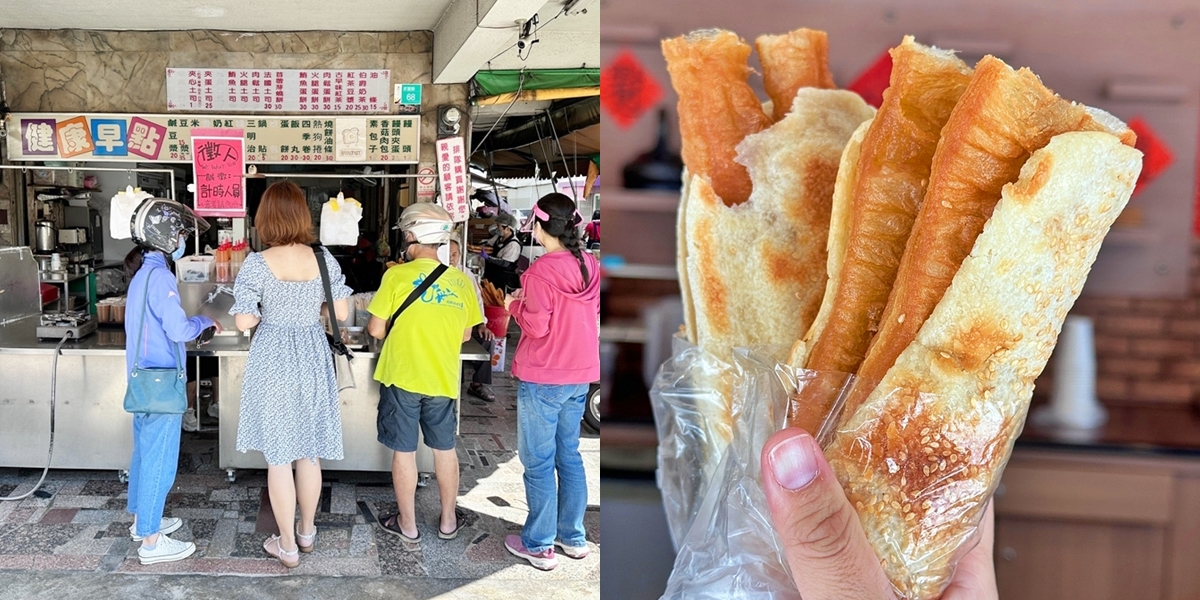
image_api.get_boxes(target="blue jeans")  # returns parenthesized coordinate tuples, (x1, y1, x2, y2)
(126, 413, 182, 538)
(517, 381, 589, 553)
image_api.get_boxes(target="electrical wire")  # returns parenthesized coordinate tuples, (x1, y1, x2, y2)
(1, 331, 73, 502)
(483, 7, 565, 67)
(471, 69, 527, 156)
(545, 105, 577, 198)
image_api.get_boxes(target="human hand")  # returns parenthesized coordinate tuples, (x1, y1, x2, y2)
(760, 428, 998, 600)
(212, 320, 223, 334)
(503, 293, 517, 311)
(477, 325, 495, 341)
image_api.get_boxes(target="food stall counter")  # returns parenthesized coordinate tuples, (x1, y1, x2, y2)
(0, 314, 492, 479)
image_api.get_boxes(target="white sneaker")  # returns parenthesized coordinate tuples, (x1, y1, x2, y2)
(182, 411, 200, 432)
(555, 540, 591, 559)
(137, 533, 196, 565)
(207, 402, 220, 419)
(130, 516, 183, 541)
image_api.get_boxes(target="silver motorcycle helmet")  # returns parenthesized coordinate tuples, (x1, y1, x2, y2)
(130, 198, 210, 254)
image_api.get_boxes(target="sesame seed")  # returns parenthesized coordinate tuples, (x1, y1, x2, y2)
(899, 314, 906, 324)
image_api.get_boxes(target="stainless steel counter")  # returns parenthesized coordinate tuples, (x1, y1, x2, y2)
(0, 315, 493, 475)
(0, 316, 490, 360)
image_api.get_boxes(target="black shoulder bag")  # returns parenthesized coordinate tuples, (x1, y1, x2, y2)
(313, 245, 356, 391)
(387, 263, 449, 334)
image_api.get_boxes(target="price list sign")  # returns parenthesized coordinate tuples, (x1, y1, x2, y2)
(166, 68, 391, 113)
(6, 113, 419, 164)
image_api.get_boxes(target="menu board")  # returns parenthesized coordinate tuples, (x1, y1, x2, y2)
(166, 68, 391, 113)
(5, 113, 419, 164)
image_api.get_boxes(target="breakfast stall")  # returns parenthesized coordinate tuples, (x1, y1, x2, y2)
(0, 60, 488, 480)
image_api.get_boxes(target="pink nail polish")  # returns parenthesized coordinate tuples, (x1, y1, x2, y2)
(770, 434, 819, 491)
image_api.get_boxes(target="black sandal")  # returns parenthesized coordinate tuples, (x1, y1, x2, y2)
(438, 516, 463, 540)
(468, 383, 496, 403)
(378, 514, 420, 543)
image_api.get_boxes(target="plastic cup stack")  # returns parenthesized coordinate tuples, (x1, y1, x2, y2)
(1043, 315, 1107, 430)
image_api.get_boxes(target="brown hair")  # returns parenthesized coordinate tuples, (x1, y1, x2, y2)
(255, 181, 315, 247)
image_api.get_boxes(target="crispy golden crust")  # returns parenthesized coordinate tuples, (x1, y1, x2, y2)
(847, 55, 1136, 421)
(800, 38, 972, 377)
(663, 30, 772, 206)
(789, 38, 971, 434)
(756, 29, 836, 121)
(826, 132, 1141, 599)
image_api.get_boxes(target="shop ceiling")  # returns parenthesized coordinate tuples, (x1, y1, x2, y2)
(1, 0, 599, 83)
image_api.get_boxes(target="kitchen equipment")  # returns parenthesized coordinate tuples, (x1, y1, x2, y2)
(36, 310, 97, 340)
(50, 253, 63, 271)
(35, 221, 57, 252)
(58, 228, 88, 245)
(622, 108, 684, 191)
(34, 255, 53, 272)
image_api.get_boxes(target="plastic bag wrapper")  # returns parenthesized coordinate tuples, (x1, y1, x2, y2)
(658, 345, 852, 599)
(821, 381, 1017, 599)
(319, 193, 363, 246)
(110, 186, 153, 240)
(648, 334, 735, 548)
(655, 341, 998, 600)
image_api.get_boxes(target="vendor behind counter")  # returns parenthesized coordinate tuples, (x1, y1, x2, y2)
(478, 212, 522, 290)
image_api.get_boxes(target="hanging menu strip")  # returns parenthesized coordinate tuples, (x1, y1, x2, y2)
(166, 68, 392, 113)
(4, 113, 420, 164)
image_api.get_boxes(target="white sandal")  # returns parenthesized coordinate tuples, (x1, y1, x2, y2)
(296, 524, 317, 553)
(263, 535, 300, 568)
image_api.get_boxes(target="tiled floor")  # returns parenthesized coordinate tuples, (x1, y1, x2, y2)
(0, 331, 600, 593)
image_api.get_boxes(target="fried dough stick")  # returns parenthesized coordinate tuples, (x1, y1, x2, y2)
(756, 28, 836, 122)
(663, 30, 772, 206)
(846, 55, 1137, 420)
(787, 38, 972, 433)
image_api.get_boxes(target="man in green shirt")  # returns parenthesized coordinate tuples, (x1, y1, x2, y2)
(367, 203, 483, 542)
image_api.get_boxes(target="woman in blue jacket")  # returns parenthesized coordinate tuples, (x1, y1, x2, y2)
(123, 198, 218, 565)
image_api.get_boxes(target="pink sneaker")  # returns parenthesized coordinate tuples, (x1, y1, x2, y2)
(505, 534, 559, 570)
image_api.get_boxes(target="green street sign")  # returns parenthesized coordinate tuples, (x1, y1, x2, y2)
(399, 84, 422, 106)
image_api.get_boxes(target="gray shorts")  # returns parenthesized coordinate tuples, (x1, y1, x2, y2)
(377, 385, 456, 452)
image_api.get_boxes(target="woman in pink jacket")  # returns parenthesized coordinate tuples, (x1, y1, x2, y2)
(502, 193, 600, 571)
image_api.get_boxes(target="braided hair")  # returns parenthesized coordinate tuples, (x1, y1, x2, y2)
(534, 193, 591, 286)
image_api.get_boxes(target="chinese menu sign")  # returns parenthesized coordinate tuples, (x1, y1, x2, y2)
(166, 68, 391, 113)
(436, 137, 469, 222)
(6, 113, 419, 164)
(191, 128, 245, 217)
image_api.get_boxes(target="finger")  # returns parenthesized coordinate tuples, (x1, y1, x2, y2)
(942, 499, 999, 600)
(761, 428, 896, 600)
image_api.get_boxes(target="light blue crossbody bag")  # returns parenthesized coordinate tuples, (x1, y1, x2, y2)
(123, 271, 187, 414)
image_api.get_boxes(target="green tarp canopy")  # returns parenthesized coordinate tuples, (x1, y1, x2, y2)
(473, 68, 600, 96)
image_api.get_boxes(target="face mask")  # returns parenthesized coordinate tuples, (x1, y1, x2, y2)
(171, 236, 186, 261)
(436, 244, 451, 265)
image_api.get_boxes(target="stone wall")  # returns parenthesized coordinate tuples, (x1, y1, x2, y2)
(0, 29, 467, 163)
